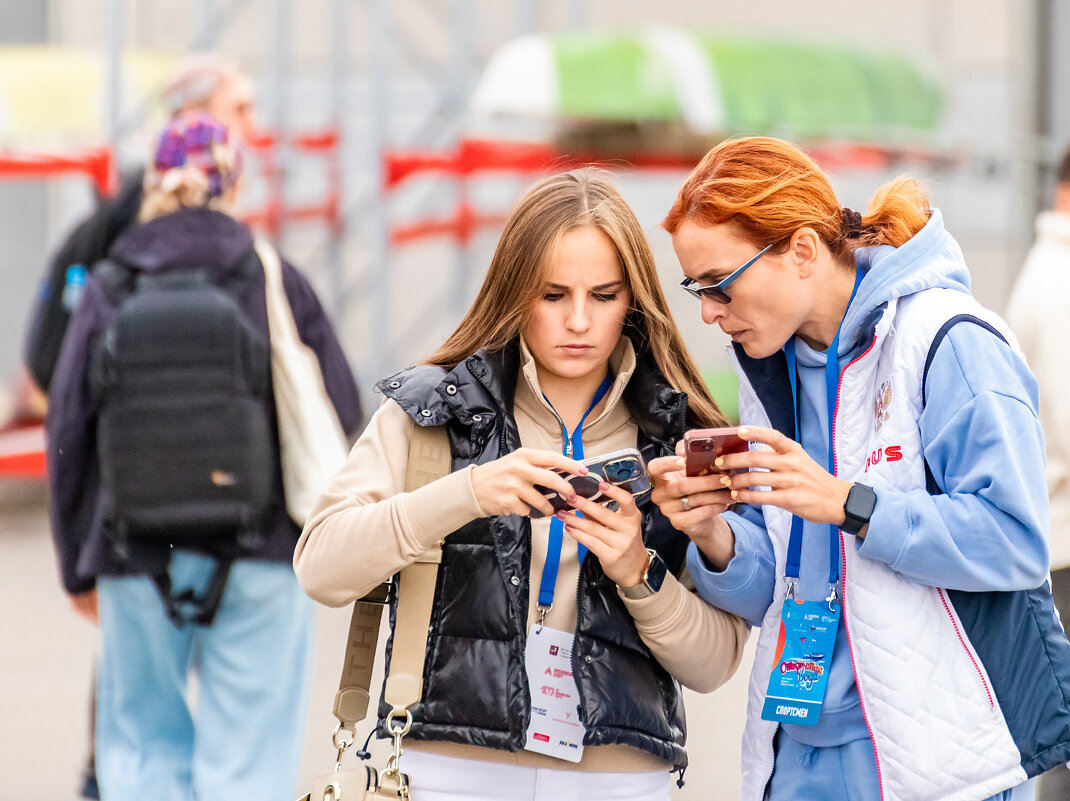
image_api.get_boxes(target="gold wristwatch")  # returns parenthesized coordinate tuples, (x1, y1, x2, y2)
(619, 548, 667, 600)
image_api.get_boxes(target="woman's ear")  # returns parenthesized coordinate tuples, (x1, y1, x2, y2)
(788, 227, 822, 278)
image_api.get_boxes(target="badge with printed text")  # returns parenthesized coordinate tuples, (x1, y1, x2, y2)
(524, 625, 586, 762)
(761, 596, 840, 726)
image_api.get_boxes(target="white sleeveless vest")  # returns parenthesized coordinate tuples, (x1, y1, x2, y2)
(736, 287, 1029, 801)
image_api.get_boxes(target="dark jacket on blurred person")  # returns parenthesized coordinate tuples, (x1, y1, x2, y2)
(23, 170, 144, 393)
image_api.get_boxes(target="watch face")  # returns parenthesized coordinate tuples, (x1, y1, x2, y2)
(646, 551, 667, 593)
(843, 483, 877, 533)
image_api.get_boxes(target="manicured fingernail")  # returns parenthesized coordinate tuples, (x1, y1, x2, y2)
(720, 475, 731, 486)
(599, 481, 610, 491)
(566, 494, 578, 504)
(555, 511, 567, 520)
(578, 466, 589, 475)
(730, 490, 738, 499)
(715, 457, 724, 467)
(738, 427, 747, 436)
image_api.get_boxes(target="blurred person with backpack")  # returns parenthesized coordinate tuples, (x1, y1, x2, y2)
(23, 52, 256, 398)
(46, 112, 362, 801)
(28, 53, 259, 801)
(1007, 143, 1070, 801)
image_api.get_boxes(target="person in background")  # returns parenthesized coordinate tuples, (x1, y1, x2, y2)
(22, 53, 258, 801)
(1007, 143, 1070, 801)
(47, 112, 362, 801)
(23, 52, 255, 397)
(295, 169, 748, 800)
(650, 135, 1070, 801)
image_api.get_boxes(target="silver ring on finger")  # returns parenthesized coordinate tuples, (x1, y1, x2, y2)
(680, 495, 692, 512)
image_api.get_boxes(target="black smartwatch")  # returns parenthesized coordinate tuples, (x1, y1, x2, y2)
(841, 483, 877, 535)
(620, 549, 667, 599)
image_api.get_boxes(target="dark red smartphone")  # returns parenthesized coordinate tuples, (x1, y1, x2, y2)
(684, 427, 749, 477)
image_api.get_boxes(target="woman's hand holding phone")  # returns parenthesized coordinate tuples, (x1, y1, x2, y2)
(471, 447, 587, 518)
(713, 425, 852, 526)
(649, 439, 739, 571)
(557, 481, 649, 588)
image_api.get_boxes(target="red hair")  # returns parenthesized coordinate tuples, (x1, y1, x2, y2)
(663, 137, 931, 265)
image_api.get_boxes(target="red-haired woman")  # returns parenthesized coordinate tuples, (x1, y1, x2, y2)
(649, 136, 1070, 801)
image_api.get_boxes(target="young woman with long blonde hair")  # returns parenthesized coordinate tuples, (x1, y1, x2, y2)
(295, 168, 747, 801)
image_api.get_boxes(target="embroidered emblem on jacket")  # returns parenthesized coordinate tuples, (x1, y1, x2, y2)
(874, 380, 892, 432)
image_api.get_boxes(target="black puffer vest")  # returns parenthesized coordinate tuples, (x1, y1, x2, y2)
(374, 336, 695, 769)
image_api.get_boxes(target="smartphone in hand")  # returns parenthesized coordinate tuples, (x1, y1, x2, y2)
(684, 428, 749, 477)
(530, 448, 650, 518)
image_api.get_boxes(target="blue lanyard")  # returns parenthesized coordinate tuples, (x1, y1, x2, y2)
(783, 270, 863, 593)
(537, 373, 613, 612)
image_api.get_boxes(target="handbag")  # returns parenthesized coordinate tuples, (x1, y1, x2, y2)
(299, 423, 451, 801)
(255, 238, 348, 526)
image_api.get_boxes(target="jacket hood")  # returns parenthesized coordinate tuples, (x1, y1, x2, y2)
(838, 208, 972, 357)
(378, 333, 687, 451)
(108, 207, 254, 280)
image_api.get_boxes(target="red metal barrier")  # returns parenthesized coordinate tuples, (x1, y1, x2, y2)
(0, 146, 115, 196)
(0, 424, 47, 480)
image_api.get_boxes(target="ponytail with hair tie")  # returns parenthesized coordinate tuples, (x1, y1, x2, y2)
(841, 208, 864, 240)
(662, 137, 932, 255)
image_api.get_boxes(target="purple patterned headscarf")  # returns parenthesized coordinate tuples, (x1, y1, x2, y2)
(151, 111, 242, 199)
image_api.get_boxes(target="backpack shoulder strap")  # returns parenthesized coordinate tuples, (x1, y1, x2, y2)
(93, 259, 137, 307)
(921, 314, 1010, 494)
(220, 247, 262, 299)
(331, 424, 451, 738)
(921, 314, 1009, 406)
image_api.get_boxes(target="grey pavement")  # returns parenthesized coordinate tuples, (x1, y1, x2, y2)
(1, 482, 751, 800)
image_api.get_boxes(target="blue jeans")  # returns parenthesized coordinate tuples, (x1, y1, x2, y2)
(768, 729, 1016, 801)
(96, 551, 314, 801)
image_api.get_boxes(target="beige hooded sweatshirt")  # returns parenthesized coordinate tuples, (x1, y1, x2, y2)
(1008, 211, 1070, 569)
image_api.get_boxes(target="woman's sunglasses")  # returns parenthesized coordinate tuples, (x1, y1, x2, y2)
(679, 243, 774, 304)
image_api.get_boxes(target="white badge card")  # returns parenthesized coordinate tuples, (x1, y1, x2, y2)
(524, 625, 586, 762)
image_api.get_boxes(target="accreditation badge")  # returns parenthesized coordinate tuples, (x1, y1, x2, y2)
(523, 625, 586, 762)
(760, 596, 840, 726)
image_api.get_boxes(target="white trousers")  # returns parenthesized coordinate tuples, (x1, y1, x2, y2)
(402, 750, 671, 801)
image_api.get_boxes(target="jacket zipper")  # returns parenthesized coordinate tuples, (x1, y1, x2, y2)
(471, 365, 534, 744)
(729, 344, 780, 800)
(524, 372, 573, 456)
(936, 588, 996, 709)
(832, 333, 887, 801)
(839, 534, 885, 801)
(523, 371, 628, 457)
(526, 371, 591, 725)
(572, 558, 589, 728)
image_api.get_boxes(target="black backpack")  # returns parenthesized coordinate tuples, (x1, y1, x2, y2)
(24, 170, 144, 393)
(90, 250, 277, 625)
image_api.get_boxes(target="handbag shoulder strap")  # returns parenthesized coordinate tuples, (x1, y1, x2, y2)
(332, 422, 451, 733)
(254, 236, 301, 345)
